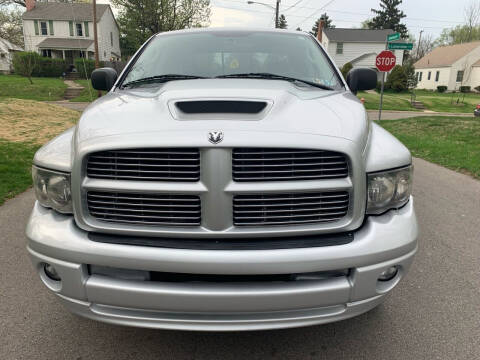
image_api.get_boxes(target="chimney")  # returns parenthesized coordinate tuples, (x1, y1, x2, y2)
(25, 0, 35, 11)
(317, 20, 324, 43)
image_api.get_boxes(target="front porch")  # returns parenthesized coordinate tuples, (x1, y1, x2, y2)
(37, 38, 95, 65)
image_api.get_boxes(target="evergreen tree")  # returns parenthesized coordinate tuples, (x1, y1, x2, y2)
(310, 13, 334, 36)
(367, 0, 408, 38)
(278, 14, 288, 29)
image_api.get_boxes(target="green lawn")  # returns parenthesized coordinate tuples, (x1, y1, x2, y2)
(359, 91, 417, 111)
(0, 98, 79, 205)
(359, 90, 480, 113)
(378, 116, 480, 179)
(71, 79, 103, 102)
(0, 140, 39, 205)
(0, 74, 67, 101)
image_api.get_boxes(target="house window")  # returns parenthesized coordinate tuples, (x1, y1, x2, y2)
(42, 49, 51, 58)
(336, 42, 343, 54)
(40, 21, 48, 35)
(435, 71, 440, 82)
(456, 70, 464, 82)
(419, 72, 423, 81)
(428, 71, 431, 80)
(76, 23, 83, 37)
(110, 32, 113, 47)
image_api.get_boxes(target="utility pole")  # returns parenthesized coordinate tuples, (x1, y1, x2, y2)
(416, 30, 424, 59)
(92, 0, 101, 97)
(275, 0, 280, 28)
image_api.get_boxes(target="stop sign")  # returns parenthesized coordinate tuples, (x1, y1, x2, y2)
(376, 50, 396, 72)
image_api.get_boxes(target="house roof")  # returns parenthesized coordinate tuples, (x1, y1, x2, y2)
(37, 38, 94, 50)
(0, 38, 23, 53)
(323, 28, 394, 43)
(414, 41, 480, 69)
(22, 3, 109, 22)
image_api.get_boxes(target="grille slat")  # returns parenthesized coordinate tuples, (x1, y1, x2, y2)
(87, 191, 201, 227)
(233, 192, 349, 226)
(87, 148, 200, 182)
(232, 148, 348, 182)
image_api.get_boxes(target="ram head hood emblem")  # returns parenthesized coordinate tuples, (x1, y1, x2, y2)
(208, 131, 224, 144)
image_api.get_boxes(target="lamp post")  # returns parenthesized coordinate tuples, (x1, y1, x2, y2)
(247, 0, 280, 28)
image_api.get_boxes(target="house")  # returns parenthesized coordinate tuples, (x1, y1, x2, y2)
(414, 41, 480, 91)
(0, 38, 23, 74)
(22, 0, 121, 65)
(319, 28, 404, 80)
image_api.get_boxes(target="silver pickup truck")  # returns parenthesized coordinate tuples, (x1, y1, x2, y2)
(26, 28, 418, 331)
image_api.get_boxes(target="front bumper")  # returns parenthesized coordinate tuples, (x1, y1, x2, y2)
(26, 199, 418, 331)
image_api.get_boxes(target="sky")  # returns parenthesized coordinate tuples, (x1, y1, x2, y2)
(208, 0, 472, 40)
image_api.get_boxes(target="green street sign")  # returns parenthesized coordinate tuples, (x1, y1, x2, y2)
(387, 33, 401, 42)
(388, 42, 413, 50)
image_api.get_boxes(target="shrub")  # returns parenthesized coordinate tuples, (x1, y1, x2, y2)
(340, 62, 353, 78)
(12, 51, 39, 83)
(34, 57, 68, 77)
(474, 86, 480, 92)
(385, 65, 408, 92)
(13, 52, 69, 79)
(459, 86, 471, 93)
(437, 85, 447, 93)
(74, 58, 104, 79)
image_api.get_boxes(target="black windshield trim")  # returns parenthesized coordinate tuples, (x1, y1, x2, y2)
(117, 31, 345, 90)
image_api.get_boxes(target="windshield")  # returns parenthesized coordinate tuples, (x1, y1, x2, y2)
(121, 31, 343, 89)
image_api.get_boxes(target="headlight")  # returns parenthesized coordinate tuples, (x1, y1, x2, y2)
(367, 165, 413, 215)
(32, 166, 72, 214)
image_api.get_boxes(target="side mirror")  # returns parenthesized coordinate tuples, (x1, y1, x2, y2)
(346, 68, 377, 95)
(91, 67, 118, 91)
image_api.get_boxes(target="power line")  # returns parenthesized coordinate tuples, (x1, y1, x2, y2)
(212, 1, 459, 29)
(283, 0, 305, 12)
(214, 0, 464, 25)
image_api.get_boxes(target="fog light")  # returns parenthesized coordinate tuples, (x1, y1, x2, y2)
(44, 263, 61, 281)
(378, 266, 398, 282)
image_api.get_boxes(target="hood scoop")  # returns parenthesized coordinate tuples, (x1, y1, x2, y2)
(170, 99, 272, 121)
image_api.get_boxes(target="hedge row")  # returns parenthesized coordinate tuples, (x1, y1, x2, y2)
(12, 52, 68, 77)
(12, 52, 107, 79)
(74, 58, 104, 79)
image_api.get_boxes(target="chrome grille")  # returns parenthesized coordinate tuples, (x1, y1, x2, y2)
(233, 192, 349, 226)
(232, 148, 348, 181)
(87, 148, 200, 181)
(87, 191, 201, 226)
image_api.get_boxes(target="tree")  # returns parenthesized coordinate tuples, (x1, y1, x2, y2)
(310, 13, 334, 37)
(340, 62, 353, 78)
(412, 33, 434, 61)
(296, 27, 302, 31)
(435, 25, 480, 46)
(278, 14, 287, 29)
(385, 64, 410, 92)
(0, 9, 23, 47)
(367, 0, 408, 38)
(12, 51, 38, 84)
(111, 0, 211, 57)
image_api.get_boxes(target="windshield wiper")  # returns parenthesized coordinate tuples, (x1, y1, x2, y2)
(216, 73, 334, 90)
(122, 74, 206, 88)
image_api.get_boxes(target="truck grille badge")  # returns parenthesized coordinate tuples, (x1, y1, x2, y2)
(208, 131, 224, 144)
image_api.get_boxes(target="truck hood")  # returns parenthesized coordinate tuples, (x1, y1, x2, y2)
(77, 79, 368, 146)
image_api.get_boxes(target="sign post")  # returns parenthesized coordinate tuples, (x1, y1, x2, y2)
(376, 50, 397, 121)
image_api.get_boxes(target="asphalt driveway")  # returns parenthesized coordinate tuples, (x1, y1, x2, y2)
(0, 158, 479, 359)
